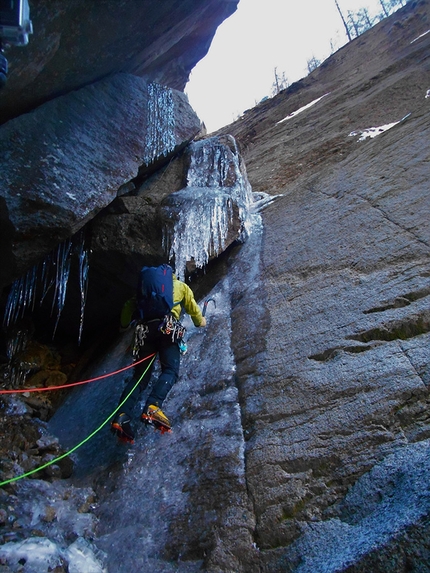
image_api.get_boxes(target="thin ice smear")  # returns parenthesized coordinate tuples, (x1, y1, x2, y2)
(144, 83, 176, 165)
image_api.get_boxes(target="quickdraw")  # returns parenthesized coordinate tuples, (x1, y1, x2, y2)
(159, 315, 186, 342)
(132, 323, 149, 358)
(132, 316, 186, 357)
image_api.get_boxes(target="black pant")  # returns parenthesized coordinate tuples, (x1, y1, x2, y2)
(118, 321, 180, 419)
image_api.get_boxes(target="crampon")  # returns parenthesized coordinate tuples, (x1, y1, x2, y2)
(111, 425, 135, 444)
(141, 405, 172, 434)
(111, 414, 135, 444)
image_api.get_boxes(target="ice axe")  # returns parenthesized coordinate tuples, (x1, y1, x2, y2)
(202, 298, 216, 317)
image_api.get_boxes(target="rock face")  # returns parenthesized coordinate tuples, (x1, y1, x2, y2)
(216, 0, 430, 569)
(0, 0, 239, 124)
(0, 74, 201, 291)
(0, 0, 429, 572)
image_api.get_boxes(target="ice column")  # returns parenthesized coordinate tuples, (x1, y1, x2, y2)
(163, 136, 253, 280)
(144, 83, 176, 165)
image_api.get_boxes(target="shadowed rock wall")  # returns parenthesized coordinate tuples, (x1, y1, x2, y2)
(0, 0, 239, 124)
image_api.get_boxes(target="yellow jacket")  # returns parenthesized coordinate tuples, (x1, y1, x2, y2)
(120, 275, 204, 328)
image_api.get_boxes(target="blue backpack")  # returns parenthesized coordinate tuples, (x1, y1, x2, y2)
(136, 264, 174, 321)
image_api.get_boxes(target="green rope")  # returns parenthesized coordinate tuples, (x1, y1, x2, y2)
(0, 355, 156, 488)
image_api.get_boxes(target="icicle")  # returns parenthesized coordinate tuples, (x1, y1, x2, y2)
(6, 327, 29, 363)
(3, 265, 38, 330)
(187, 137, 253, 230)
(144, 83, 176, 165)
(163, 136, 254, 280)
(51, 239, 72, 339)
(40, 253, 55, 305)
(4, 327, 31, 388)
(1, 233, 91, 387)
(76, 231, 89, 346)
(3, 233, 90, 348)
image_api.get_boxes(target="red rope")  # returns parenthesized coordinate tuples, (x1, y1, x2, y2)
(0, 353, 156, 395)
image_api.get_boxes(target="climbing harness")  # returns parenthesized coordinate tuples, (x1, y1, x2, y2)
(0, 354, 156, 487)
(132, 315, 186, 357)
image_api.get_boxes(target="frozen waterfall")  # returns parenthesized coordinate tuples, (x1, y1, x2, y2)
(0, 134, 274, 572)
(162, 135, 254, 280)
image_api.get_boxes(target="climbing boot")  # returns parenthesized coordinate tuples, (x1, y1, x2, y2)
(111, 413, 135, 444)
(141, 405, 172, 434)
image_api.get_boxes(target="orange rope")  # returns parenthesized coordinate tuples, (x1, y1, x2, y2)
(0, 353, 156, 395)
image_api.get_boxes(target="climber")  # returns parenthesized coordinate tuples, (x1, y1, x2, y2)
(111, 263, 206, 444)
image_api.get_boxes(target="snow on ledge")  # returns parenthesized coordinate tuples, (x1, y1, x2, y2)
(277, 93, 330, 124)
(411, 29, 430, 43)
(251, 191, 283, 213)
(349, 113, 411, 142)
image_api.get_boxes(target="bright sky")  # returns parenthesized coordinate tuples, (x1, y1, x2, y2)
(185, 0, 385, 132)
